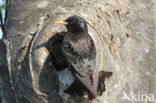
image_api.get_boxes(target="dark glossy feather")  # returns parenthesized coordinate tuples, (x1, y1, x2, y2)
(62, 31, 98, 98)
(53, 16, 113, 99)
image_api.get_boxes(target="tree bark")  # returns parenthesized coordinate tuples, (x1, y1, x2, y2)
(0, 0, 156, 103)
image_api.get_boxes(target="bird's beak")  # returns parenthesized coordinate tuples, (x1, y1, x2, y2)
(54, 21, 68, 25)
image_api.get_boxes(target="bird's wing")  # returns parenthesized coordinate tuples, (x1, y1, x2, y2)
(63, 35, 97, 77)
(63, 35, 99, 97)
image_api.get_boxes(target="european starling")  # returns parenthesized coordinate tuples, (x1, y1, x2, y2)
(54, 16, 113, 99)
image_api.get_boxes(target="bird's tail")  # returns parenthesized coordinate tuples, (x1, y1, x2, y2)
(97, 71, 113, 95)
(64, 71, 113, 99)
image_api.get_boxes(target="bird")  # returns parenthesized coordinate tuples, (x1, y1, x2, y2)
(54, 15, 113, 99)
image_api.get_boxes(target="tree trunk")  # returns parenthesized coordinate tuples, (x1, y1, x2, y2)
(0, 0, 156, 103)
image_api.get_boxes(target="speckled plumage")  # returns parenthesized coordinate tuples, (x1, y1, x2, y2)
(63, 32, 96, 76)
(62, 16, 99, 98)
(52, 16, 113, 99)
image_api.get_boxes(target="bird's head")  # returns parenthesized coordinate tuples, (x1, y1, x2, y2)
(54, 16, 88, 33)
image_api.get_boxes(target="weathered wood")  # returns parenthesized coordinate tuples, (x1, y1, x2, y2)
(0, 0, 156, 103)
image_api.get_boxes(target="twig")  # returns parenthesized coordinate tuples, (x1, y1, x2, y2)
(0, 9, 7, 37)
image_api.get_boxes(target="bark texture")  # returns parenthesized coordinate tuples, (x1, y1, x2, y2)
(0, 0, 156, 103)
